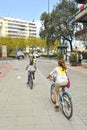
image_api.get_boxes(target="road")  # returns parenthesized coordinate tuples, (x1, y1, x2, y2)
(0, 58, 87, 130)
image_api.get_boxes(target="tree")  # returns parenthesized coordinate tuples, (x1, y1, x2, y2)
(40, 12, 56, 55)
(14, 37, 27, 53)
(51, 0, 78, 51)
(40, 12, 49, 55)
(40, 0, 79, 52)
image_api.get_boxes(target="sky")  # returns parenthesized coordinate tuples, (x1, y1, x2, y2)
(0, 0, 59, 35)
(0, 0, 59, 21)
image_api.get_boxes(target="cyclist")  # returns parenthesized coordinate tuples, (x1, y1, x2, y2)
(26, 57, 36, 84)
(47, 58, 68, 108)
(33, 56, 37, 71)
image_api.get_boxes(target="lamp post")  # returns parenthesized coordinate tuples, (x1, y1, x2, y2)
(47, 0, 50, 58)
(48, 0, 49, 14)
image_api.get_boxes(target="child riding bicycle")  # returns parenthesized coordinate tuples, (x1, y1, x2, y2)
(33, 56, 37, 71)
(47, 58, 68, 108)
(26, 57, 36, 84)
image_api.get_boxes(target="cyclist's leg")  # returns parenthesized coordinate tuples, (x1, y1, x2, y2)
(54, 92, 59, 107)
(27, 71, 30, 83)
(54, 82, 68, 107)
(32, 71, 35, 79)
(30, 71, 35, 79)
(54, 84, 60, 107)
(34, 64, 37, 71)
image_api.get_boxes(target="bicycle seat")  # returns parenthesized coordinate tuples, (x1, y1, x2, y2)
(61, 85, 66, 88)
(60, 86, 66, 92)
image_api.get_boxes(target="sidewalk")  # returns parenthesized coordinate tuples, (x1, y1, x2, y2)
(51, 58, 87, 75)
(0, 59, 87, 130)
(67, 62, 87, 75)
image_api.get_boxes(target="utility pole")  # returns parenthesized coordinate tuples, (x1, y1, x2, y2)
(48, 0, 49, 14)
(47, 0, 50, 58)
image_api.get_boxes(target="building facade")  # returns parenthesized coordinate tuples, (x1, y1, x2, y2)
(75, 0, 87, 41)
(0, 17, 37, 38)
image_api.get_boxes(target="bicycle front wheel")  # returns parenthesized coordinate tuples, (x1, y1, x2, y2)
(62, 93, 73, 119)
(50, 84, 56, 104)
(30, 80, 33, 89)
(29, 76, 33, 89)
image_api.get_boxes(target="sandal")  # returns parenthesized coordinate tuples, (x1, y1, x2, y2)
(55, 105, 59, 108)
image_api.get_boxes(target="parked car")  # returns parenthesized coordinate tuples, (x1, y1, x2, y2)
(33, 52, 40, 58)
(16, 51, 25, 59)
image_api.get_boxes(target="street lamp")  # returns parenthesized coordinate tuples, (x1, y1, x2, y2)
(48, 0, 49, 14)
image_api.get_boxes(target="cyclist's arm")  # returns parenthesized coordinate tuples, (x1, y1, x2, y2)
(26, 65, 29, 70)
(47, 68, 56, 79)
(47, 74, 52, 79)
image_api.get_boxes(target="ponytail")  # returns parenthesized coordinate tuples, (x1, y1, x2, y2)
(58, 59, 67, 70)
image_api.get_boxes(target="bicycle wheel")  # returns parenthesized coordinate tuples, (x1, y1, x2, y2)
(62, 93, 73, 119)
(29, 75, 33, 89)
(50, 84, 56, 104)
(30, 80, 33, 89)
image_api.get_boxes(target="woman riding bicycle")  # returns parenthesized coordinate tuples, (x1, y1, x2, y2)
(26, 57, 36, 84)
(47, 58, 68, 108)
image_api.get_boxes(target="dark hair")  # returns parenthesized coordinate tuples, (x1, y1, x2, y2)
(29, 58, 33, 65)
(58, 59, 67, 70)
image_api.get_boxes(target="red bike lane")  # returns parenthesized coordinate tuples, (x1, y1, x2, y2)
(0, 62, 14, 80)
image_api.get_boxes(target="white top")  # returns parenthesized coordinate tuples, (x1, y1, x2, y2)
(50, 67, 68, 84)
(28, 65, 35, 71)
(33, 58, 36, 65)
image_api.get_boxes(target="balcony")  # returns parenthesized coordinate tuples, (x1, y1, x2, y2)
(74, 1, 87, 41)
(75, 28, 87, 40)
(75, 4, 87, 22)
(76, 0, 87, 4)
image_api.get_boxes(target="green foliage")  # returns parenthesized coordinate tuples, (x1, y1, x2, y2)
(69, 53, 77, 62)
(41, 53, 58, 59)
(8, 53, 16, 58)
(40, 0, 78, 52)
(0, 36, 46, 57)
(57, 52, 64, 59)
(82, 52, 87, 59)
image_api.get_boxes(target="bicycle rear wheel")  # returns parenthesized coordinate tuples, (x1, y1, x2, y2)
(62, 93, 73, 119)
(29, 75, 33, 89)
(50, 84, 56, 104)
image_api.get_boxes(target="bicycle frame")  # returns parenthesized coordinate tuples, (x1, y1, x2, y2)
(50, 79, 73, 119)
(59, 88, 72, 101)
(51, 78, 72, 101)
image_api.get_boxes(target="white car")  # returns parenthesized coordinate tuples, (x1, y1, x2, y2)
(33, 53, 40, 58)
(16, 51, 25, 59)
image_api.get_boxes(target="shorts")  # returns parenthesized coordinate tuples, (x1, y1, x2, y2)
(54, 81, 68, 93)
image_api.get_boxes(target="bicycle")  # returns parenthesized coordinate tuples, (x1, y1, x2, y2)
(50, 77, 73, 119)
(27, 71, 33, 89)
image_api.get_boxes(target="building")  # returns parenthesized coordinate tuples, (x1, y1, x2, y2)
(74, 0, 87, 42)
(0, 17, 37, 38)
